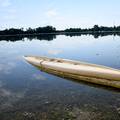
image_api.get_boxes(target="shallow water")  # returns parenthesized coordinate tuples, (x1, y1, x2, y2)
(0, 34, 120, 120)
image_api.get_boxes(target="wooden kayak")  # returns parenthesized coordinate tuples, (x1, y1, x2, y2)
(24, 56, 120, 89)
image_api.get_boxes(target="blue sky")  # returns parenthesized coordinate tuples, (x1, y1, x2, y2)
(0, 0, 120, 29)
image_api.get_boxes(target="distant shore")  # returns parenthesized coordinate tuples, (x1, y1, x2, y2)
(1, 25, 120, 41)
(0, 31, 120, 37)
(0, 25, 120, 36)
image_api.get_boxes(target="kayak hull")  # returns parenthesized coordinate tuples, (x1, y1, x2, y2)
(24, 56, 120, 89)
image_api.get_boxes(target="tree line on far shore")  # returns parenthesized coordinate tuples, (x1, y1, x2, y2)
(0, 25, 120, 35)
(64, 25, 120, 33)
(0, 26, 56, 35)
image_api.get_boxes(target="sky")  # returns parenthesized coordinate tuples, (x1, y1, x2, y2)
(0, 0, 120, 30)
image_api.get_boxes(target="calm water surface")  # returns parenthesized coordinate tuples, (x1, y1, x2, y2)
(0, 34, 120, 120)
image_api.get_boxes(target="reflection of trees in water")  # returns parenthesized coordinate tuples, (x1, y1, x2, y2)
(0, 32, 120, 41)
(91, 32, 119, 38)
(65, 32, 120, 39)
(27, 34, 56, 41)
(0, 35, 24, 41)
(0, 34, 56, 42)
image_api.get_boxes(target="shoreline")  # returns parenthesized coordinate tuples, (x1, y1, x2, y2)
(0, 31, 120, 37)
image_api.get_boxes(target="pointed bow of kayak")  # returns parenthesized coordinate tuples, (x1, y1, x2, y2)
(24, 56, 120, 89)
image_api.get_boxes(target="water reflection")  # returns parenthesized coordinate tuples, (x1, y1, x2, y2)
(0, 34, 120, 119)
(65, 32, 120, 38)
(0, 32, 120, 42)
(32, 73, 46, 80)
(0, 62, 16, 75)
(0, 34, 56, 41)
(0, 80, 27, 111)
(29, 63, 120, 92)
(48, 50, 62, 55)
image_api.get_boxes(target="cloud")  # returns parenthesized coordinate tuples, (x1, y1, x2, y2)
(46, 9, 57, 17)
(7, 9, 16, 14)
(0, 0, 11, 7)
(0, 0, 16, 21)
(4, 14, 16, 20)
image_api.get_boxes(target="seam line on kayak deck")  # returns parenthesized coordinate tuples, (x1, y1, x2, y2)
(40, 60, 44, 68)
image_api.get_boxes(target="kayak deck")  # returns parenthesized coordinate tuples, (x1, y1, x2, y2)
(24, 56, 120, 89)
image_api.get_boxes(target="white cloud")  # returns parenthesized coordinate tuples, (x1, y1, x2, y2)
(4, 14, 16, 20)
(0, 9, 17, 21)
(0, 0, 15, 21)
(46, 9, 57, 17)
(7, 9, 16, 14)
(0, 0, 11, 7)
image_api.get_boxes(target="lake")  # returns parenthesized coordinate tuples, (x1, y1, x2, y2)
(0, 34, 120, 120)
